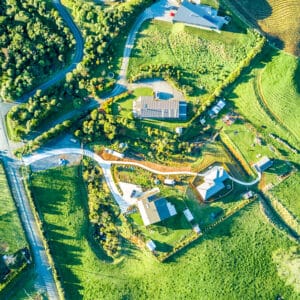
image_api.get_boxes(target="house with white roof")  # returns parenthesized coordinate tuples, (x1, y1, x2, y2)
(196, 166, 229, 201)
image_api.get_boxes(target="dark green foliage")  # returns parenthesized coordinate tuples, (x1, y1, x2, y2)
(82, 159, 121, 258)
(0, 0, 74, 100)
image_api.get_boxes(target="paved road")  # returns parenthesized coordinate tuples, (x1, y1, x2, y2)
(104, 0, 177, 99)
(22, 148, 261, 213)
(16, 0, 84, 103)
(2, 159, 60, 300)
(1, 111, 60, 298)
(0, 0, 83, 298)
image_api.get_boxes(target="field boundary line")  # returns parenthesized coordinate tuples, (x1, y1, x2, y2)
(256, 69, 299, 143)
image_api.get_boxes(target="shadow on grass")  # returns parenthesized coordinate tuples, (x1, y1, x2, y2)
(165, 201, 257, 263)
(264, 159, 293, 176)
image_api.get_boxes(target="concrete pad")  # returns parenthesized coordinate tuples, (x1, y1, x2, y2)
(118, 182, 143, 206)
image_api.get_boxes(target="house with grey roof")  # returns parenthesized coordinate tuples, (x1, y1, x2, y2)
(173, 1, 229, 32)
(137, 188, 177, 226)
(133, 96, 187, 120)
(196, 166, 229, 201)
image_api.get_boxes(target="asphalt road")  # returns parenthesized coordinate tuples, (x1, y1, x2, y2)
(17, 0, 84, 103)
(0, 1, 83, 298)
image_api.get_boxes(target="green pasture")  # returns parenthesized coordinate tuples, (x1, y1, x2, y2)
(28, 166, 298, 299)
(226, 48, 300, 164)
(128, 19, 259, 97)
(0, 162, 26, 255)
(269, 172, 300, 220)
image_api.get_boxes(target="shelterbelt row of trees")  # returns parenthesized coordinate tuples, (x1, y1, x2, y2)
(7, 0, 154, 139)
(82, 158, 121, 258)
(0, 0, 74, 100)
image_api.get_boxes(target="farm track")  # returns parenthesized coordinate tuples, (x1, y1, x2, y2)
(255, 70, 299, 144)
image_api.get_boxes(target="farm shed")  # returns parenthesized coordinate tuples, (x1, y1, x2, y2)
(146, 240, 156, 252)
(253, 156, 273, 172)
(183, 208, 194, 221)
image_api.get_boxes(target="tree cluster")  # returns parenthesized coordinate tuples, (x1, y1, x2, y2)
(0, 0, 74, 100)
(74, 108, 135, 143)
(82, 159, 121, 258)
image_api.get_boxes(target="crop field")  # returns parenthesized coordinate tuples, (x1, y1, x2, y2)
(226, 48, 300, 164)
(269, 172, 300, 220)
(227, 0, 300, 56)
(128, 19, 259, 97)
(0, 162, 26, 255)
(28, 166, 298, 299)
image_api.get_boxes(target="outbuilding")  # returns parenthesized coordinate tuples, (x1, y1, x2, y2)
(164, 179, 175, 186)
(183, 208, 194, 222)
(253, 156, 273, 172)
(146, 240, 156, 252)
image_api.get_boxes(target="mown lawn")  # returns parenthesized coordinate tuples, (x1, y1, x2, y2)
(0, 162, 26, 255)
(29, 167, 299, 299)
(128, 19, 259, 97)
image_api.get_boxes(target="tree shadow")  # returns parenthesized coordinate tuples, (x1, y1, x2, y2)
(263, 159, 293, 176)
(120, 238, 139, 259)
(164, 202, 256, 263)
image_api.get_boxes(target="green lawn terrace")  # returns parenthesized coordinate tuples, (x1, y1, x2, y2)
(127, 18, 260, 99)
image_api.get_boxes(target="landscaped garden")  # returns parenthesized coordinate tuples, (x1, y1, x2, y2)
(28, 166, 299, 299)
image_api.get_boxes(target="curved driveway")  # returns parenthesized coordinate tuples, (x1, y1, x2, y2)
(23, 148, 261, 213)
(17, 0, 84, 103)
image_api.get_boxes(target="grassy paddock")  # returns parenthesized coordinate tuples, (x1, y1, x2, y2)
(128, 19, 259, 97)
(226, 48, 299, 164)
(269, 172, 300, 220)
(28, 166, 298, 299)
(0, 162, 27, 255)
